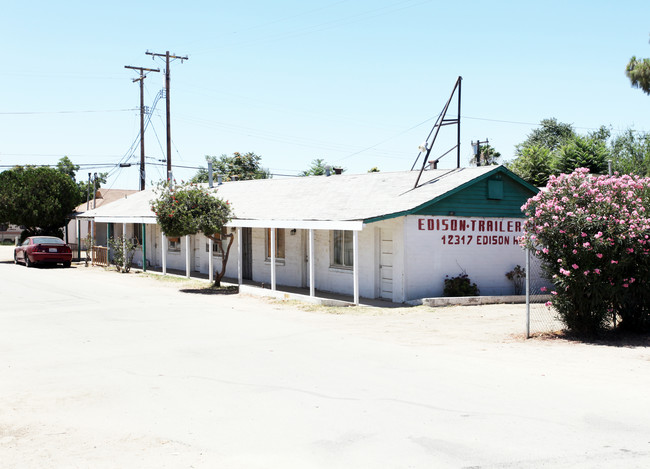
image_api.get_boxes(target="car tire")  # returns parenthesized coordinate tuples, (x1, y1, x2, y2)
(63, 261, 71, 268)
(25, 254, 32, 267)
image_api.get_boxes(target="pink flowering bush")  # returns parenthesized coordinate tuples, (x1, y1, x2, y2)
(522, 168, 650, 336)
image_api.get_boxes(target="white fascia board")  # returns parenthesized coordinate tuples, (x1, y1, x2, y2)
(227, 219, 364, 231)
(93, 216, 158, 224)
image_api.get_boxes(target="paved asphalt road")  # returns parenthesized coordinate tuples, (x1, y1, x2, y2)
(1, 246, 650, 468)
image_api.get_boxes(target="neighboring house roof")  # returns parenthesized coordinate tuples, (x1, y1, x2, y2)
(78, 166, 538, 230)
(71, 189, 138, 216)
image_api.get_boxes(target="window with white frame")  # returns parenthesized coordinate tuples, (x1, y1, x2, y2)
(265, 228, 285, 260)
(168, 236, 181, 252)
(331, 230, 353, 268)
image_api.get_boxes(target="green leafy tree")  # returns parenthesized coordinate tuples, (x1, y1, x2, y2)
(470, 144, 501, 166)
(510, 119, 611, 185)
(300, 158, 328, 176)
(507, 145, 553, 187)
(54, 156, 107, 203)
(300, 158, 343, 176)
(56, 156, 80, 181)
(192, 152, 269, 183)
(509, 118, 577, 185)
(368, 166, 380, 173)
(0, 166, 80, 239)
(610, 129, 650, 176)
(151, 182, 233, 286)
(515, 118, 576, 156)
(626, 36, 650, 95)
(554, 135, 610, 175)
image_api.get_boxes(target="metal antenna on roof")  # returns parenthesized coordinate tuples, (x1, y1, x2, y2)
(412, 76, 462, 189)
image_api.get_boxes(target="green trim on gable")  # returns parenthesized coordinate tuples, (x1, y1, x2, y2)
(364, 166, 538, 224)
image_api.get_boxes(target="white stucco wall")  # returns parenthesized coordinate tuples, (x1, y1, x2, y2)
(403, 215, 528, 299)
(96, 216, 541, 303)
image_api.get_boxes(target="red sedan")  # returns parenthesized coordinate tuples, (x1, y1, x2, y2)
(14, 236, 73, 268)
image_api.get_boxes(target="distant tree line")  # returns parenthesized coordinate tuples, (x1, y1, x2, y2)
(507, 118, 650, 187)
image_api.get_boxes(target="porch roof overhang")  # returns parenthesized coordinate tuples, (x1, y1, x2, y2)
(226, 218, 364, 231)
(90, 216, 158, 224)
(82, 215, 363, 231)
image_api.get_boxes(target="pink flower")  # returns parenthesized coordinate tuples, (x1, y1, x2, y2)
(551, 291, 558, 295)
(611, 260, 618, 264)
(623, 283, 629, 288)
(540, 287, 547, 292)
(596, 253, 603, 259)
(594, 268, 601, 274)
(572, 264, 579, 270)
(545, 301, 552, 307)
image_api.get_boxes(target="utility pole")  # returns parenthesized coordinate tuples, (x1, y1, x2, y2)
(471, 139, 489, 166)
(124, 65, 160, 190)
(145, 50, 188, 178)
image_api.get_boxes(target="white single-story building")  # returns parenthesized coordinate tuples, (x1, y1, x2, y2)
(66, 189, 137, 252)
(78, 166, 539, 303)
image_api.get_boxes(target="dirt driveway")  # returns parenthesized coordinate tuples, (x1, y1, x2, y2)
(1, 246, 650, 468)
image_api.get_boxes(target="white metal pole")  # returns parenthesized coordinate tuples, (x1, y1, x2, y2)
(309, 229, 315, 297)
(353, 230, 359, 305)
(162, 233, 167, 275)
(525, 247, 531, 339)
(270, 228, 276, 291)
(208, 235, 214, 283)
(122, 222, 127, 272)
(185, 234, 191, 279)
(237, 228, 243, 285)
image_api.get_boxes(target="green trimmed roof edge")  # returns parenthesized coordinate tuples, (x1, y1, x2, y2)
(363, 166, 539, 225)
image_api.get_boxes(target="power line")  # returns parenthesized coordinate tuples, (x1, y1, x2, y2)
(0, 108, 136, 115)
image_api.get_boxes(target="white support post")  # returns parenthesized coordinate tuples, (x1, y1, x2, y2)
(77, 219, 81, 260)
(309, 229, 315, 297)
(353, 230, 360, 305)
(525, 247, 531, 339)
(162, 233, 167, 275)
(270, 228, 276, 291)
(122, 222, 127, 272)
(185, 234, 191, 279)
(208, 235, 214, 283)
(237, 228, 243, 285)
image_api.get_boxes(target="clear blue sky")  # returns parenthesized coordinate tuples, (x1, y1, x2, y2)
(2, 0, 649, 190)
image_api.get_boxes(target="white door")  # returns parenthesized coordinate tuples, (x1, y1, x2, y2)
(380, 229, 393, 300)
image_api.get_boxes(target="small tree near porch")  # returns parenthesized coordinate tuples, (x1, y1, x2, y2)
(151, 182, 233, 286)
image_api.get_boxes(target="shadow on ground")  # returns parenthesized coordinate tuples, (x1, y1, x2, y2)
(535, 329, 650, 348)
(180, 286, 239, 295)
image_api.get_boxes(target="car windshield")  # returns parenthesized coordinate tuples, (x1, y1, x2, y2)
(32, 237, 65, 245)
